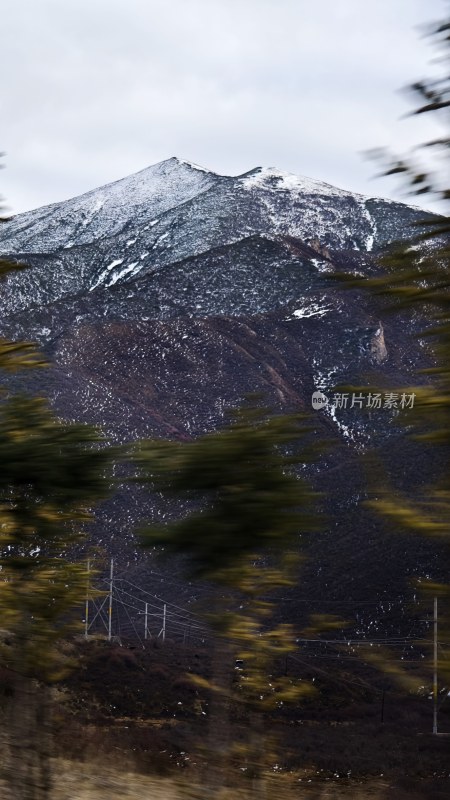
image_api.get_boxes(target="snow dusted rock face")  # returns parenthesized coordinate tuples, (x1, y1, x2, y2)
(0, 155, 434, 432)
(0, 157, 442, 602)
(0, 157, 430, 318)
(0, 157, 220, 254)
(0, 156, 433, 447)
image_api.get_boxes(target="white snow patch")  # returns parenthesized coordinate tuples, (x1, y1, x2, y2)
(89, 258, 124, 291)
(288, 300, 332, 319)
(178, 158, 211, 173)
(327, 403, 354, 439)
(311, 359, 355, 441)
(242, 167, 350, 198)
(106, 258, 123, 270)
(360, 201, 377, 251)
(153, 232, 170, 248)
(82, 196, 105, 227)
(143, 219, 160, 230)
(126, 238, 137, 247)
(311, 257, 333, 274)
(106, 261, 141, 286)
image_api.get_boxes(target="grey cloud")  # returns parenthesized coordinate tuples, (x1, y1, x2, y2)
(0, 0, 444, 214)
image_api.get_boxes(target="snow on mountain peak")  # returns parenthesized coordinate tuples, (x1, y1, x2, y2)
(241, 166, 351, 198)
(0, 157, 428, 266)
(0, 157, 220, 254)
(173, 157, 215, 174)
(81, 156, 217, 211)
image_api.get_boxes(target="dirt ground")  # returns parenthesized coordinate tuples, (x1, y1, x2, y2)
(27, 760, 450, 800)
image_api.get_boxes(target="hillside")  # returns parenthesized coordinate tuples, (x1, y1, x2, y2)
(0, 157, 443, 612)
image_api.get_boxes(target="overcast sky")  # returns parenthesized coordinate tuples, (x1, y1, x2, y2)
(1, 0, 445, 214)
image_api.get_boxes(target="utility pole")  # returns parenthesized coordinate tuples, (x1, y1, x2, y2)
(108, 558, 114, 642)
(433, 596, 438, 735)
(162, 603, 166, 643)
(144, 602, 148, 641)
(84, 559, 90, 639)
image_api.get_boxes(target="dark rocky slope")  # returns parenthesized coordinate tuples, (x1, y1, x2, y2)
(0, 157, 442, 621)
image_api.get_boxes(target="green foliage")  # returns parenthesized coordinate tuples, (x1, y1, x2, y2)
(0, 193, 115, 682)
(338, 10, 450, 679)
(135, 402, 323, 785)
(0, 397, 114, 677)
(0, 182, 117, 798)
(367, 16, 449, 204)
(333, 9, 449, 536)
(135, 404, 319, 583)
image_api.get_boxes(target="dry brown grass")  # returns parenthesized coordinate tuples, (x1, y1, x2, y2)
(25, 760, 414, 800)
(50, 759, 182, 799)
(1, 756, 446, 799)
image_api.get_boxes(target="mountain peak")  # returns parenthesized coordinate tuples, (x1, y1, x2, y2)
(170, 157, 216, 175)
(239, 166, 351, 198)
(0, 156, 220, 253)
(0, 157, 427, 262)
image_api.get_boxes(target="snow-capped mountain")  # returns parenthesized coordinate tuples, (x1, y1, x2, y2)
(1, 157, 219, 253)
(0, 156, 427, 319)
(0, 155, 434, 454)
(0, 157, 441, 605)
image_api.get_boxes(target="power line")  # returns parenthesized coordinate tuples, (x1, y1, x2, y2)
(85, 563, 439, 671)
(115, 577, 203, 618)
(121, 599, 145, 648)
